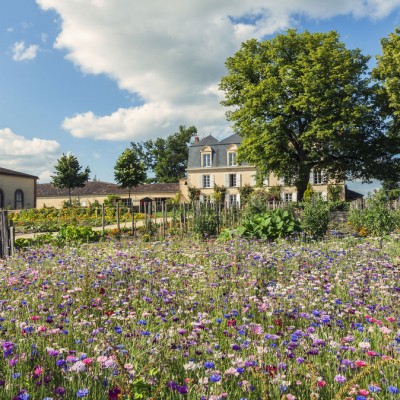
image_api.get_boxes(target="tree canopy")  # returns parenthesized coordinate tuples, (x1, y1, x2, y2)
(219, 29, 400, 199)
(114, 147, 147, 199)
(131, 125, 197, 183)
(51, 153, 90, 205)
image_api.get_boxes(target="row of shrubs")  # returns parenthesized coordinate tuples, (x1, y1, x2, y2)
(194, 190, 400, 244)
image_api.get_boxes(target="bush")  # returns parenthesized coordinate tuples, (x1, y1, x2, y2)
(192, 205, 220, 239)
(348, 190, 398, 245)
(235, 208, 300, 241)
(300, 198, 330, 240)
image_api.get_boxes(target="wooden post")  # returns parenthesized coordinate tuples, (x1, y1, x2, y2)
(9, 225, 15, 257)
(117, 203, 120, 232)
(102, 204, 105, 235)
(131, 205, 135, 237)
(0, 211, 10, 258)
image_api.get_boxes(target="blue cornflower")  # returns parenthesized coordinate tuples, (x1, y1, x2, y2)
(355, 396, 366, 400)
(141, 330, 150, 336)
(12, 373, 20, 379)
(210, 374, 221, 382)
(204, 361, 215, 369)
(368, 385, 381, 393)
(387, 386, 399, 394)
(77, 388, 89, 397)
(114, 326, 122, 334)
(138, 319, 147, 325)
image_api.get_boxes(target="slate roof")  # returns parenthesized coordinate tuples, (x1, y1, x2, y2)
(345, 187, 364, 201)
(37, 181, 179, 197)
(0, 167, 38, 179)
(188, 133, 249, 169)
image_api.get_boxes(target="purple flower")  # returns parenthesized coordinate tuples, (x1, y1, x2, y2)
(76, 388, 89, 397)
(114, 326, 122, 334)
(334, 374, 346, 383)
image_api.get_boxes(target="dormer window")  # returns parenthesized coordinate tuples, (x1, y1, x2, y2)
(200, 146, 212, 167)
(226, 144, 238, 166)
(228, 151, 237, 166)
(202, 153, 211, 167)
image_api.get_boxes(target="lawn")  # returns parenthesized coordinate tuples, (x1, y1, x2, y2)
(0, 234, 399, 399)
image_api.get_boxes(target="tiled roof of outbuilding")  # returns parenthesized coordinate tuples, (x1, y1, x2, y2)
(37, 181, 179, 197)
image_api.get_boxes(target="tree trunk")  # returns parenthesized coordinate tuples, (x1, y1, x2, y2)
(295, 166, 311, 201)
(68, 188, 72, 206)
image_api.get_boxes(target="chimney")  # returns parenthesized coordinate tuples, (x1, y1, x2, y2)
(194, 136, 199, 143)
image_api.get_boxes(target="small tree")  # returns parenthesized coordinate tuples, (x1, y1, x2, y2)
(238, 184, 254, 206)
(188, 187, 201, 202)
(213, 184, 227, 205)
(51, 153, 90, 205)
(114, 148, 147, 201)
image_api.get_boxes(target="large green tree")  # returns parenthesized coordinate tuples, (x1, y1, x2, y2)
(114, 148, 147, 200)
(131, 125, 197, 183)
(51, 153, 91, 205)
(219, 29, 400, 200)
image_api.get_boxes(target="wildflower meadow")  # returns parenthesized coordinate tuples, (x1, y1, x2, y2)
(0, 233, 399, 399)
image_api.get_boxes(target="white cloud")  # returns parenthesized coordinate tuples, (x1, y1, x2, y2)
(0, 128, 60, 181)
(11, 41, 39, 61)
(36, 0, 400, 141)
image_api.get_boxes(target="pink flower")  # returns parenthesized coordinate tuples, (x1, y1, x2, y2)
(355, 360, 367, 367)
(83, 358, 93, 365)
(34, 366, 43, 377)
(317, 380, 327, 388)
(366, 351, 378, 357)
(359, 390, 369, 396)
(387, 317, 396, 322)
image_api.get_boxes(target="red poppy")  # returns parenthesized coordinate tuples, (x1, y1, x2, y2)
(227, 319, 236, 327)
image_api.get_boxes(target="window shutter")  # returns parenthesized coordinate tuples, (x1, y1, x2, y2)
(309, 170, 314, 184)
(237, 193, 241, 207)
(251, 175, 256, 186)
(199, 194, 204, 202)
(225, 174, 229, 187)
(199, 175, 203, 189)
(237, 173, 241, 187)
(280, 192, 285, 201)
(263, 176, 269, 187)
(292, 192, 297, 202)
(322, 191, 327, 200)
(210, 174, 214, 187)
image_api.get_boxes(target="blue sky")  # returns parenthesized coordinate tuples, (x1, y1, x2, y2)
(1, 0, 400, 195)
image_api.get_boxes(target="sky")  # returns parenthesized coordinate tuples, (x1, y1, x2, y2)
(1, 0, 400, 195)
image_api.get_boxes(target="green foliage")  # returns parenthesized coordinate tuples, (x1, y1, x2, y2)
(104, 195, 121, 207)
(236, 208, 300, 240)
(192, 205, 220, 239)
(220, 29, 399, 199)
(188, 186, 201, 202)
(243, 189, 270, 217)
(300, 198, 331, 240)
(303, 183, 314, 202)
(348, 190, 399, 244)
(327, 185, 343, 202)
(51, 153, 90, 204)
(131, 125, 197, 183)
(266, 185, 282, 201)
(213, 184, 226, 204)
(55, 225, 101, 246)
(238, 184, 254, 206)
(114, 147, 147, 196)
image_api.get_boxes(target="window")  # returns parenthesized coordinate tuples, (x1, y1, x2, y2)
(229, 194, 237, 206)
(312, 170, 326, 184)
(284, 193, 293, 202)
(15, 189, 24, 210)
(202, 153, 211, 167)
(0, 189, 3, 208)
(203, 174, 211, 188)
(228, 151, 237, 166)
(229, 174, 237, 187)
(121, 198, 132, 207)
